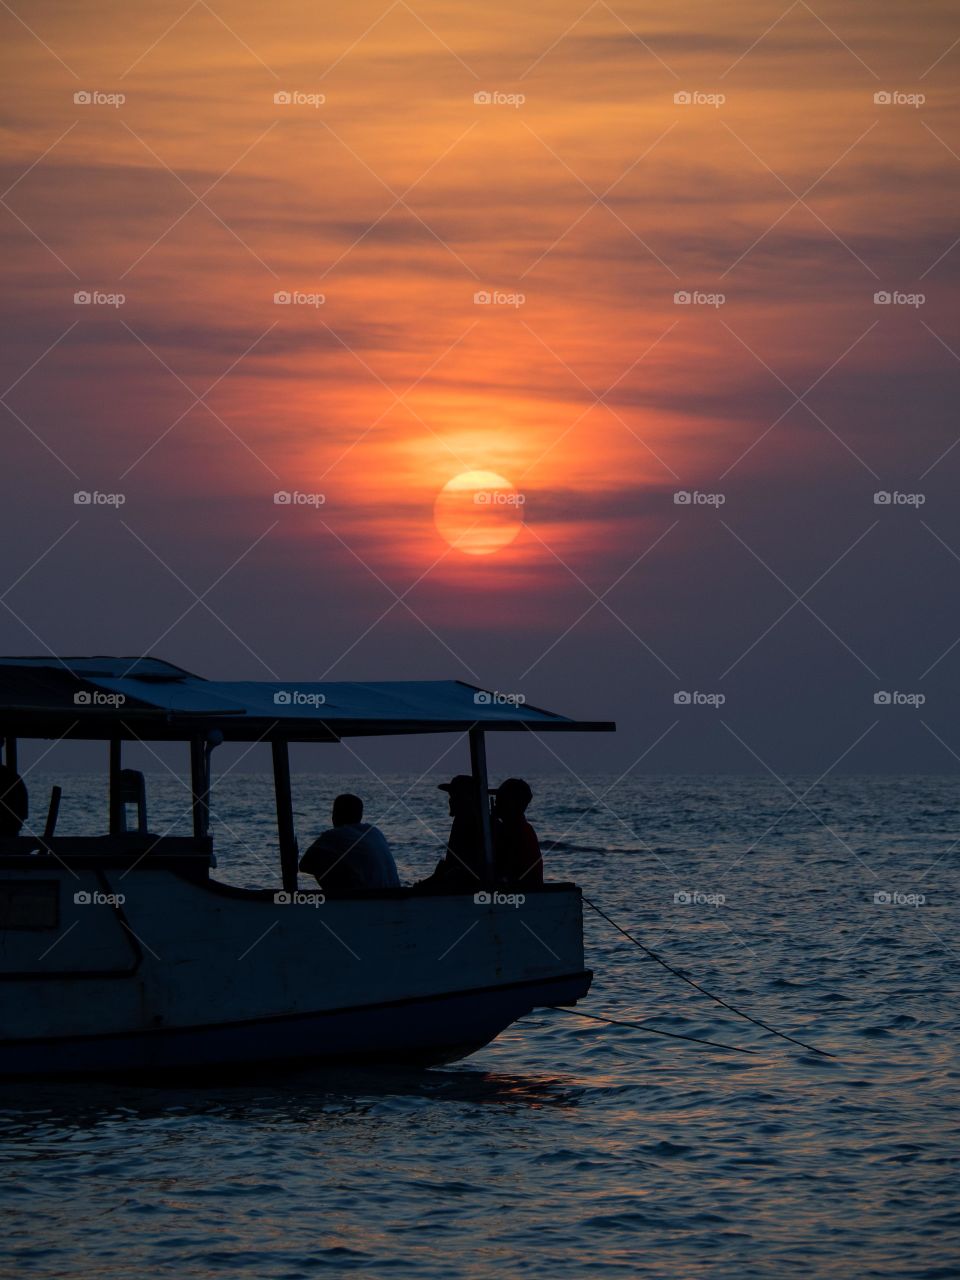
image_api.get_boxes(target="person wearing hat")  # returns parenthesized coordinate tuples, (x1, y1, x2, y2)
(416, 774, 485, 891)
(492, 777, 543, 887)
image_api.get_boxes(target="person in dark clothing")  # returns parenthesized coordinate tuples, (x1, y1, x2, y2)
(493, 777, 543, 887)
(415, 774, 485, 891)
(0, 764, 28, 838)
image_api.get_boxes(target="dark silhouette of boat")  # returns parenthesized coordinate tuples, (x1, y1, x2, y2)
(0, 657, 614, 1078)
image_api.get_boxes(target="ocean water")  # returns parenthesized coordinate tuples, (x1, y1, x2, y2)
(1, 773, 958, 1278)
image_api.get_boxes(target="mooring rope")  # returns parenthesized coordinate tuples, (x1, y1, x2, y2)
(548, 1005, 762, 1055)
(583, 896, 836, 1059)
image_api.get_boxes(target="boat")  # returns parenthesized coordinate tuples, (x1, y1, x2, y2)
(0, 656, 614, 1077)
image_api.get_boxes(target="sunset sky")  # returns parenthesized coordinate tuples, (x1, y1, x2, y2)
(2, 0, 959, 773)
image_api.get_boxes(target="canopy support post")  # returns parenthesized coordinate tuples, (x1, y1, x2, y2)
(3, 736, 17, 773)
(108, 738, 123, 835)
(272, 738, 299, 894)
(190, 736, 209, 839)
(469, 728, 494, 883)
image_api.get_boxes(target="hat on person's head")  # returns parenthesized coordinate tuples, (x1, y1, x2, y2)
(495, 777, 533, 808)
(438, 774, 475, 795)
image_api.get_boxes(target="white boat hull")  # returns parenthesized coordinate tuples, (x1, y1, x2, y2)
(0, 867, 591, 1076)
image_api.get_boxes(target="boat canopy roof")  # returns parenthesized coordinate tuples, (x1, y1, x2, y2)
(0, 657, 615, 742)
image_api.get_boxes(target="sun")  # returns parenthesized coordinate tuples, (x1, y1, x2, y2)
(434, 470, 524, 556)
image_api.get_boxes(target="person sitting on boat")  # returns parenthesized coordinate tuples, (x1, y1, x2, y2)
(299, 793, 400, 893)
(0, 764, 28, 838)
(415, 774, 485, 891)
(493, 777, 543, 887)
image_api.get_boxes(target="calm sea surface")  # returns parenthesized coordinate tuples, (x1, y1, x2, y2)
(1, 773, 957, 1278)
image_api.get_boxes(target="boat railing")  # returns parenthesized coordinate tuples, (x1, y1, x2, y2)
(0, 834, 213, 875)
(201, 879, 582, 901)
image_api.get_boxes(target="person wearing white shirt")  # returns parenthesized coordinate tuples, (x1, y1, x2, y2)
(299, 793, 400, 892)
